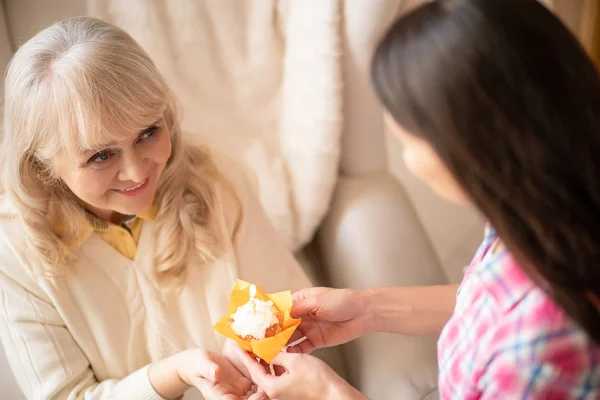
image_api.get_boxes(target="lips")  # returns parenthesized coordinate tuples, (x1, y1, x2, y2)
(114, 178, 150, 196)
(118, 179, 147, 192)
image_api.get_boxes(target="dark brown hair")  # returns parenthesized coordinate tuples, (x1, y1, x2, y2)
(372, 0, 600, 343)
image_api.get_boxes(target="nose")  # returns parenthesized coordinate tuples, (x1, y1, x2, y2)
(118, 150, 148, 183)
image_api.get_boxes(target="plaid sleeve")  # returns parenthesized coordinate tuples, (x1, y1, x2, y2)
(478, 325, 600, 399)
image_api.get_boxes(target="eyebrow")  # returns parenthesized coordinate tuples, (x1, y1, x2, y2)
(81, 142, 116, 156)
(80, 120, 162, 155)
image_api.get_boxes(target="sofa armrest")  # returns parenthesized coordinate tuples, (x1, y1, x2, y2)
(318, 173, 448, 289)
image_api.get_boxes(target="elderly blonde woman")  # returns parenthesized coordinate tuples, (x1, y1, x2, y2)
(0, 17, 310, 400)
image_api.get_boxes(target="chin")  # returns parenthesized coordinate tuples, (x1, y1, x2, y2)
(430, 184, 470, 205)
(125, 200, 154, 215)
(439, 190, 471, 205)
(111, 194, 155, 215)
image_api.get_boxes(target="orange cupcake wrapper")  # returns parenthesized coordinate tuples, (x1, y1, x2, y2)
(213, 280, 301, 364)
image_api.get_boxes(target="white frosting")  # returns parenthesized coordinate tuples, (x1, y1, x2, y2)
(231, 285, 279, 340)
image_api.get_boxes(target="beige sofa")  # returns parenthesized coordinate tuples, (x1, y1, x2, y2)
(0, 1, 486, 399)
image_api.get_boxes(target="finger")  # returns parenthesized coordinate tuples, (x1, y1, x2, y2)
(272, 365, 286, 376)
(215, 350, 253, 394)
(244, 383, 258, 398)
(284, 333, 313, 354)
(232, 373, 253, 394)
(192, 376, 245, 398)
(291, 293, 322, 317)
(292, 287, 331, 302)
(291, 288, 331, 313)
(184, 350, 222, 383)
(285, 339, 314, 354)
(226, 372, 252, 395)
(235, 346, 278, 389)
(189, 376, 220, 397)
(248, 390, 268, 400)
(268, 351, 303, 370)
(285, 322, 318, 354)
(285, 330, 305, 346)
(196, 358, 221, 382)
(223, 340, 251, 380)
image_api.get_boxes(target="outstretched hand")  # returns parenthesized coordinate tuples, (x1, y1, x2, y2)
(234, 344, 365, 400)
(172, 348, 253, 399)
(287, 287, 372, 354)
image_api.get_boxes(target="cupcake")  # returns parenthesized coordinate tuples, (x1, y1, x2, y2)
(214, 280, 302, 364)
(229, 284, 284, 341)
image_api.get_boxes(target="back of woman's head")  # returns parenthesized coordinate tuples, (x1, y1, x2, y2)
(1, 17, 221, 284)
(372, 0, 600, 342)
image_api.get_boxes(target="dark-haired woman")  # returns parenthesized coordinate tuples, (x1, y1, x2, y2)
(230, 0, 600, 398)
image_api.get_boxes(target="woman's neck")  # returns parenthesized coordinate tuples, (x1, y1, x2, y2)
(85, 204, 123, 225)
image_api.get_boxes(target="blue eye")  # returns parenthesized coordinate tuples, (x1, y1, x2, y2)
(140, 126, 158, 140)
(89, 150, 113, 164)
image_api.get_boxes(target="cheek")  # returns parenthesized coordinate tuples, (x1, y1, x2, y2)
(153, 133, 172, 165)
(403, 147, 439, 182)
(55, 159, 116, 200)
(70, 172, 116, 199)
(403, 146, 469, 204)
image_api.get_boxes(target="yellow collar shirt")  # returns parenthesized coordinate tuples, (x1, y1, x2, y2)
(55, 203, 158, 260)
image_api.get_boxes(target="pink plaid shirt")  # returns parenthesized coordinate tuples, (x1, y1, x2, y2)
(438, 226, 600, 399)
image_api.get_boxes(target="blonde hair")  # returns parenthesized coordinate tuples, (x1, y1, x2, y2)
(0, 17, 223, 286)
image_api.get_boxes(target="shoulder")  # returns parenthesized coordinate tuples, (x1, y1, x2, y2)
(447, 242, 600, 397)
(477, 311, 600, 397)
(0, 194, 24, 263)
(474, 249, 589, 349)
(0, 195, 46, 298)
(473, 253, 600, 396)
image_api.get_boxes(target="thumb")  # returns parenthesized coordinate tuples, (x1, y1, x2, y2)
(269, 351, 304, 370)
(185, 366, 221, 390)
(291, 289, 325, 317)
(235, 346, 283, 393)
(190, 353, 221, 383)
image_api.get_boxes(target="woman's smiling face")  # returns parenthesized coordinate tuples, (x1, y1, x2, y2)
(54, 120, 172, 220)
